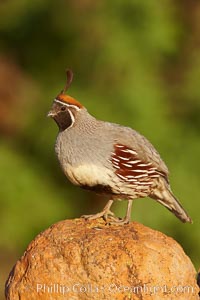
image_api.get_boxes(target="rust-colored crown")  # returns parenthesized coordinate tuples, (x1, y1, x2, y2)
(55, 69, 83, 109)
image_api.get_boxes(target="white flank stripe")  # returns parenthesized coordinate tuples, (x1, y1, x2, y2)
(117, 174, 127, 180)
(121, 149, 137, 154)
(136, 181, 153, 185)
(148, 169, 157, 173)
(120, 149, 130, 153)
(137, 163, 152, 167)
(129, 160, 141, 164)
(114, 165, 120, 169)
(118, 156, 130, 161)
(122, 163, 133, 167)
(127, 149, 137, 155)
(112, 157, 120, 162)
(127, 178, 137, 182)
(116, 145, 125, 148)
(134, 174, 148, 178)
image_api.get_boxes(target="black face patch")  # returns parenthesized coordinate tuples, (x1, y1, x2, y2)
(53, 109, 73, 131)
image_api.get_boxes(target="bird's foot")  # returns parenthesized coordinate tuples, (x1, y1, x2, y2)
(108, 199, 132, 225)
(82, 209, 119, 223)
(108, 217, 130, 226)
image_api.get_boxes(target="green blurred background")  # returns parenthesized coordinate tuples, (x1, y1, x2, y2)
(0, 0, 200, 298)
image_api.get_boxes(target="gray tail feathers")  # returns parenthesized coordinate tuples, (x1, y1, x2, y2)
(150, 178, 192, 223)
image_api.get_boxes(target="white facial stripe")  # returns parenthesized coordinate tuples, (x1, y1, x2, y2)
(54, 99, 80, 111)
(68, 109, 75, 129)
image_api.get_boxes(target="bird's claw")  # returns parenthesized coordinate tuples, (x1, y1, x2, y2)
(82, 209, 120, 223)
(108, 217, 130, 226)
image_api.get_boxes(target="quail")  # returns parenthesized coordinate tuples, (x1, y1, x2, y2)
(48, 70, 192, 225)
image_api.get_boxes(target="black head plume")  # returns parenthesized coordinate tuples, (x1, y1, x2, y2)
(62, 69, 73, 94)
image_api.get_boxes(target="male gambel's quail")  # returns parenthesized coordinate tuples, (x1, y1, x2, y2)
(48, 70, 192, 225)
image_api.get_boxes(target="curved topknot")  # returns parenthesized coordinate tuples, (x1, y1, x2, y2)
(55, 69, 83, 109)
(62, 69, 73, 94)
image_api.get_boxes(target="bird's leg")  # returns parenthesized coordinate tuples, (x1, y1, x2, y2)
(109, 200, 133, 225)
(82, 199, 118, 222)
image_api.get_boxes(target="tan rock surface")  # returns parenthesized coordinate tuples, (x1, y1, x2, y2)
(5, 219, 199, 299)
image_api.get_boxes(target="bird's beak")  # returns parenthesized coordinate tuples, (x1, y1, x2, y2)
(47, 111, 55, 118)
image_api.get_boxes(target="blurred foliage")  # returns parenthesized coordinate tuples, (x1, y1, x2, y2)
(0, 0, 200, 297)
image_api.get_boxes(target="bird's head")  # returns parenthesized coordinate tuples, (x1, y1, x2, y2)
(48, 69, 84, 131)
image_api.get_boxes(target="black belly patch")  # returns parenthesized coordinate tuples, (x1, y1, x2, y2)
(81, 184, 114, 195)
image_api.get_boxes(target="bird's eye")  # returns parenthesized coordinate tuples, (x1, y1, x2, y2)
(61, 106, 66, 111)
